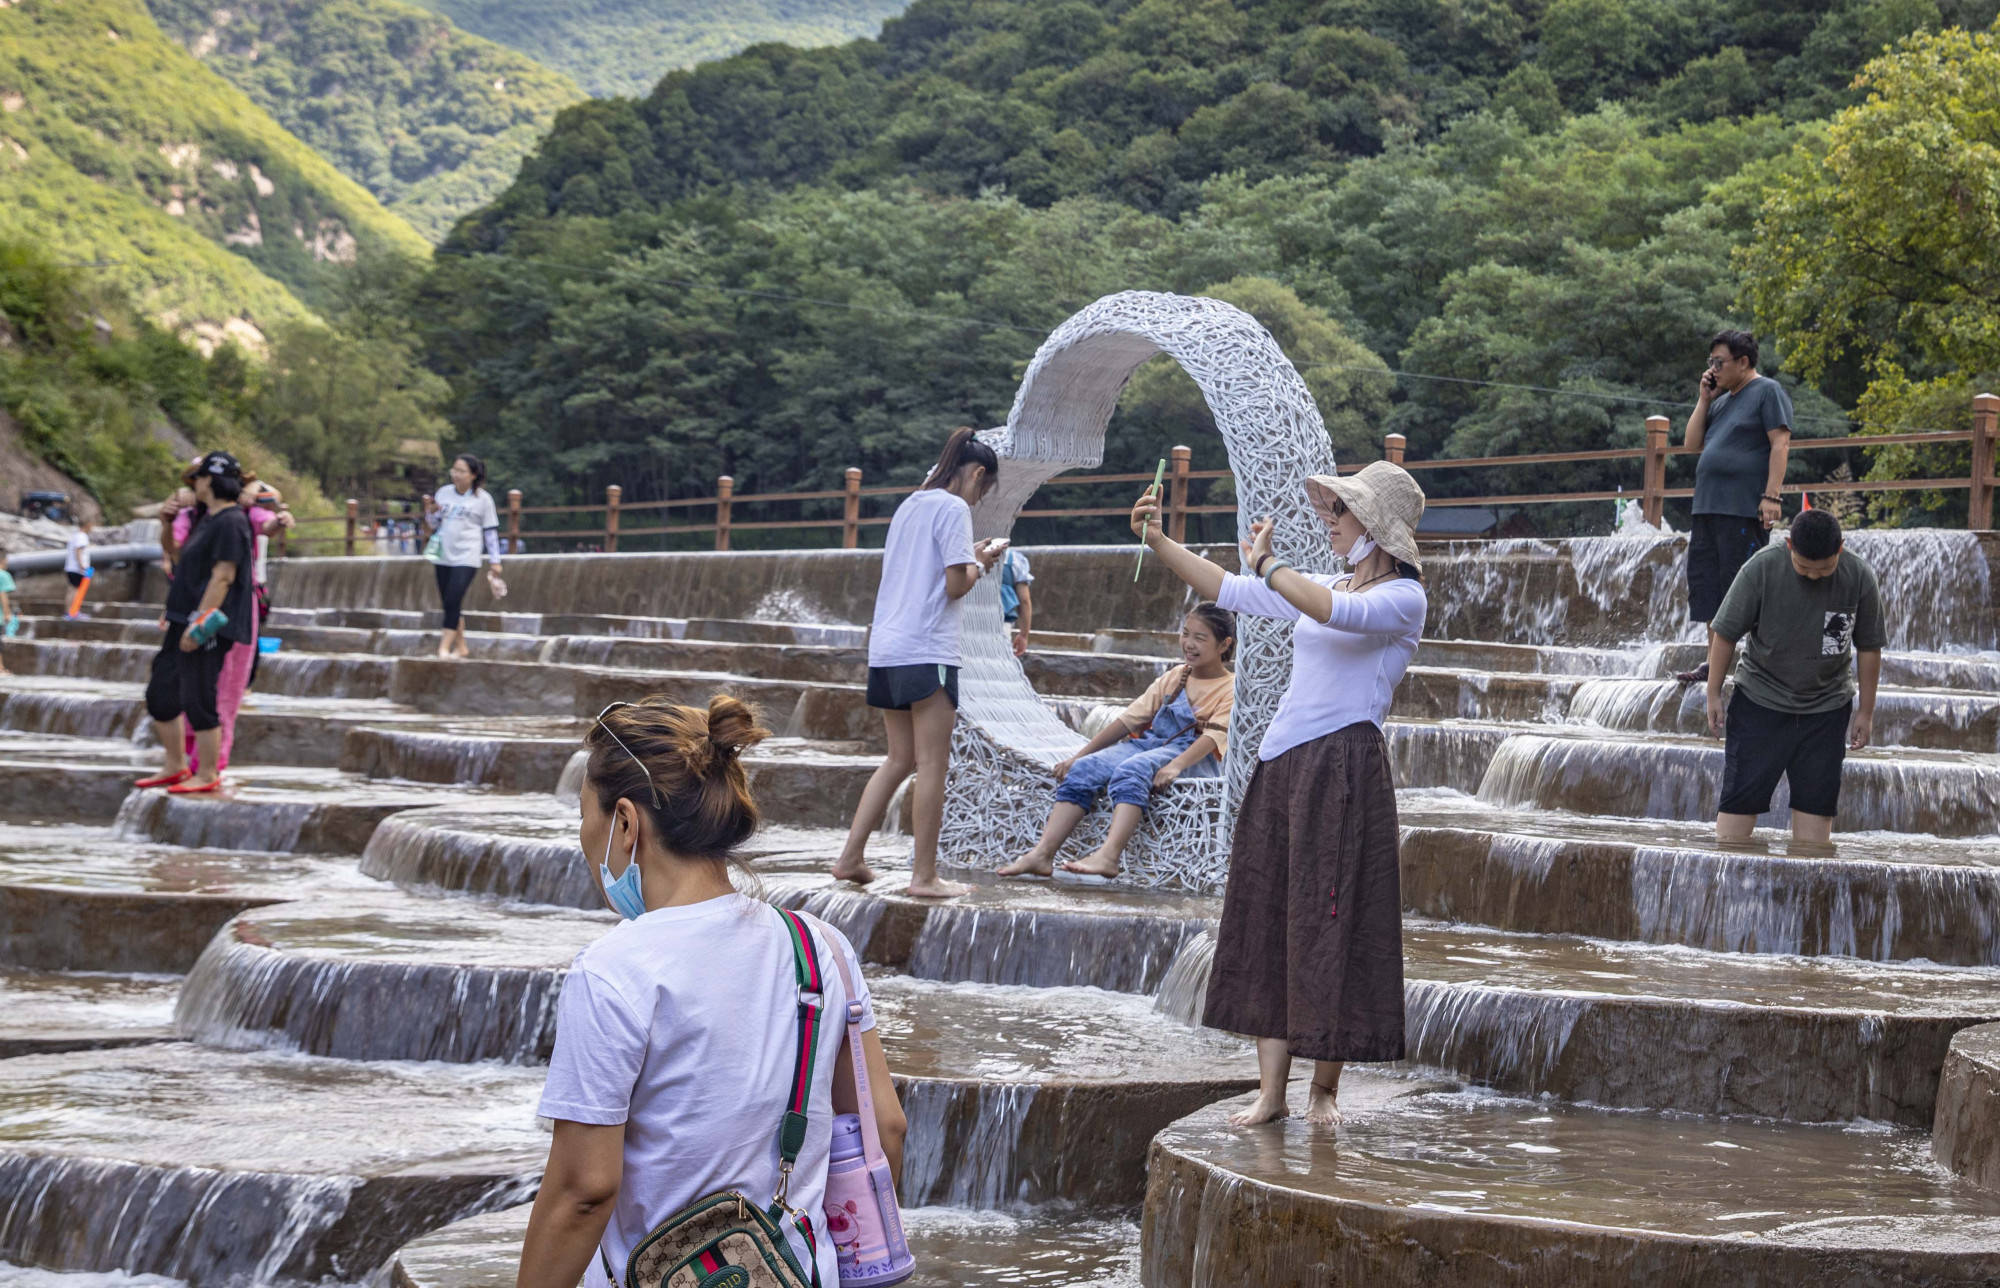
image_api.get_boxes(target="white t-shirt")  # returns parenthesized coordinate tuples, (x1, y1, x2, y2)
(1003, 549, 1032, 585)
(64, 530, 90, 574)
(431, 485, 498, 568)
(1216, 571, 1427, 760)
(867, 488, 976, 668)
(538, 895, 875, 1288)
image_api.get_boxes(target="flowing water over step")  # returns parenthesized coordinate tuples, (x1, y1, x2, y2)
(0, 1046, 545, 1286)
(1146, 1072, 2000, 1288)
(0, 969, 178, 1056)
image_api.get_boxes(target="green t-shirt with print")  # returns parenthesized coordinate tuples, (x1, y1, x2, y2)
(1711, 544, 1886, 714)
(0, 569, 15, 595)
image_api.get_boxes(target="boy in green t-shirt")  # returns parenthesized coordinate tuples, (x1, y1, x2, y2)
(1702, 509, 1885, 844)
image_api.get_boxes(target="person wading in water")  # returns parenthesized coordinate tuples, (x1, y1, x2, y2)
(831, 427, 1006, 899)
(1131, 461, 1429, 1126)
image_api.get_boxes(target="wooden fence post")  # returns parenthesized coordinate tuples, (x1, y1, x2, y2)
(1167, 445, 1191, 543)
(715, 476, 733, 552)
(1383, 433, 1406, 465)
(604, 484, 622, 553)
(506, 489, 522, 555)
(842, 468, 862, 549)
(1972, 393, 1998, 531)
(1642, 415, 1670, 525)
(343, 498, 358, 557)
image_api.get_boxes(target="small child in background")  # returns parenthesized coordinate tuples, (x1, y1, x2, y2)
(0, 551, 17, 673)
(998, 603, 1236, 883)
(1000, 547, 1035, 657)
(62, 518, 93, 619)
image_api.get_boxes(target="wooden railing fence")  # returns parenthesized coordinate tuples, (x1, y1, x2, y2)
(281, 394, 1999, 556)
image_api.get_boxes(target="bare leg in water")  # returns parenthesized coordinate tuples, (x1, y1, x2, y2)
(1228, 1038, 1344, 1127)
(832, 707, 916, 885)
(903, 689, 967, 898)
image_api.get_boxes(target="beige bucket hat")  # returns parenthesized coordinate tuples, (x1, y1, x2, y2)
(1305, 460, 1427, 569)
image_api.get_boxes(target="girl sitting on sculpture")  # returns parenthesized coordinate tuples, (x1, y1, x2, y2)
(998, 603, 1236, 883)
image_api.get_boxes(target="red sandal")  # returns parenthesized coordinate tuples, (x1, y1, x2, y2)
(166, 777, 227, 795)
(134, 768, 193, 789)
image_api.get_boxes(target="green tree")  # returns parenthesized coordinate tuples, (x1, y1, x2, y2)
(250, 319, 449, 495)
(1742, 25, 2000, 520)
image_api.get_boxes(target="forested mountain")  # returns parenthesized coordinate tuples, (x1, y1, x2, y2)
(0, 0, 430, 338)
(420, 0, 1996, 533)
(398, 0, 913, 97)
(147, 0, 586, 242)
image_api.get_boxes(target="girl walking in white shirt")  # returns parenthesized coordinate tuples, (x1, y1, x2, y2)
(422, 453, 503, 659)
(831, 427, 1006, 899)
(1132, 461, 1428, 1129)
(519, 695, 906, 1287)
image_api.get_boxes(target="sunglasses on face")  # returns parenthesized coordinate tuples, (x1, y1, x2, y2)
(591, 701, 663, 808)
(1326, 497, 1349, 519)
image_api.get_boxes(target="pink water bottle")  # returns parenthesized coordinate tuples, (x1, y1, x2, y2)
(822, 1113, 912, 1285)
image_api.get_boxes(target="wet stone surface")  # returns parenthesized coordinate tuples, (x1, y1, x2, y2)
(1145, 1074, 2000, 1287)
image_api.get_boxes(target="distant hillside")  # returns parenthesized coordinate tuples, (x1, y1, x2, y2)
(0, 0, 429, 337)
(399, 0, 910, 97)
(148, 0, 586, 242)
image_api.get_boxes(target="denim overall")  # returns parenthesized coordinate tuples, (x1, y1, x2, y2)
(1055, 685, 1221, 813)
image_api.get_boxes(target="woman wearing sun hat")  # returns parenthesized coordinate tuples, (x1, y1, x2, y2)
(1129, 459, 1428, 1129)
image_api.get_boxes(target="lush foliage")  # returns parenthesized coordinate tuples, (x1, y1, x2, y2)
(399, 0, 913, 97)
(148, 0, 586, 242)
(1742, 27, 2000, 522)
(0, 239, 336, 519)
(413, 0, 1999, 535)
(0, 0, 428, 333)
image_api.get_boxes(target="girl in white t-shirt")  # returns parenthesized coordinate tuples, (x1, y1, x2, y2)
(831, 427, 1005, 899)
(519, 695, 906, 1288)
(422, 453, 503, 660)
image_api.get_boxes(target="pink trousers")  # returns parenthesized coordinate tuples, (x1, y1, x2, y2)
(186, 607, 256, 774)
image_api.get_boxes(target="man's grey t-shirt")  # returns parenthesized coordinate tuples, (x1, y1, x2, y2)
(1711, 545, 1886, 714)
(1693, 376, 1794, 516)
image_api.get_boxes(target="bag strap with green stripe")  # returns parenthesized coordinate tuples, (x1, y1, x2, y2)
(772, 906, 825, 1288)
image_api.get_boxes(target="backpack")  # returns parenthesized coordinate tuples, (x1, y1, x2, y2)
(998, 553, 1020, 621)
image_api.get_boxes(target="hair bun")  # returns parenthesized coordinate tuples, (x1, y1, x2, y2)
(702, 695, 770, 770)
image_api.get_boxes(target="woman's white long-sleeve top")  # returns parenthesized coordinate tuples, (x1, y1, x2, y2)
(1215, 570, 1428, 760)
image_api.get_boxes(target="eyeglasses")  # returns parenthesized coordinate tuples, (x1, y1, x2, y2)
(592, 701, 663, 808)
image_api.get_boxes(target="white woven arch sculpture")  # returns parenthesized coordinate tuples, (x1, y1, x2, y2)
(937, 291, 1336, 891)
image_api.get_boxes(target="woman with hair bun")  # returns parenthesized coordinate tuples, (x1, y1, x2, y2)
(423, 452, 502, 659)
(520, 694, 907, 1288)
(831, 427, 1007, 899)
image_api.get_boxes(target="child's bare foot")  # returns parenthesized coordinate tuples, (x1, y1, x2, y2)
(996, 849, 1053, 878)
(1305, 1083, 1343, 1127)
(1227, 1093, 1290, 1127)
(904, 878, 969, 899)
(1058, 850, 1120, 879)
(829, 859, 877, 885)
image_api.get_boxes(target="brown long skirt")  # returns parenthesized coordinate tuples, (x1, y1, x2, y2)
(1201, 721, 1405, 1063)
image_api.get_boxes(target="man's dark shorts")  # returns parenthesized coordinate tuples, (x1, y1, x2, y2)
(1720, 689, 1850, 819)
(145, 622, 233, 733)
(1686, 514, 1765, 623)
(866, 663, 959, 711)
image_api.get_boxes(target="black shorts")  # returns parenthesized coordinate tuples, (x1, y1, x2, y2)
(1686, 513, 1765, 623)
(1719, 689, 1851, 819)
(866, 663, 959, 711)
(65, 572, 86, 588)
(145, 623, 234, 733)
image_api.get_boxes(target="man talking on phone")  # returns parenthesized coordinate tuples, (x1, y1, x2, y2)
(1675, 330, 1793, 685)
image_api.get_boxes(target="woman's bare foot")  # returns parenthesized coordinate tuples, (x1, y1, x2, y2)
(1059, 849, 1120, 879)
(996, 849, 1053, 878)
(829, 859, 877, 886)
(904, 878, 969, 899)
(452, 644, 471, 659)
(1305, 1084, 1342, 1127)
(1227, 1093, 1290, 1127)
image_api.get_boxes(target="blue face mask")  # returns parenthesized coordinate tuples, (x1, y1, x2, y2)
(599, 822, 647, 920)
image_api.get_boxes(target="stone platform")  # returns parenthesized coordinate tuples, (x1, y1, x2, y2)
(0, 534, 1993, 1285)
